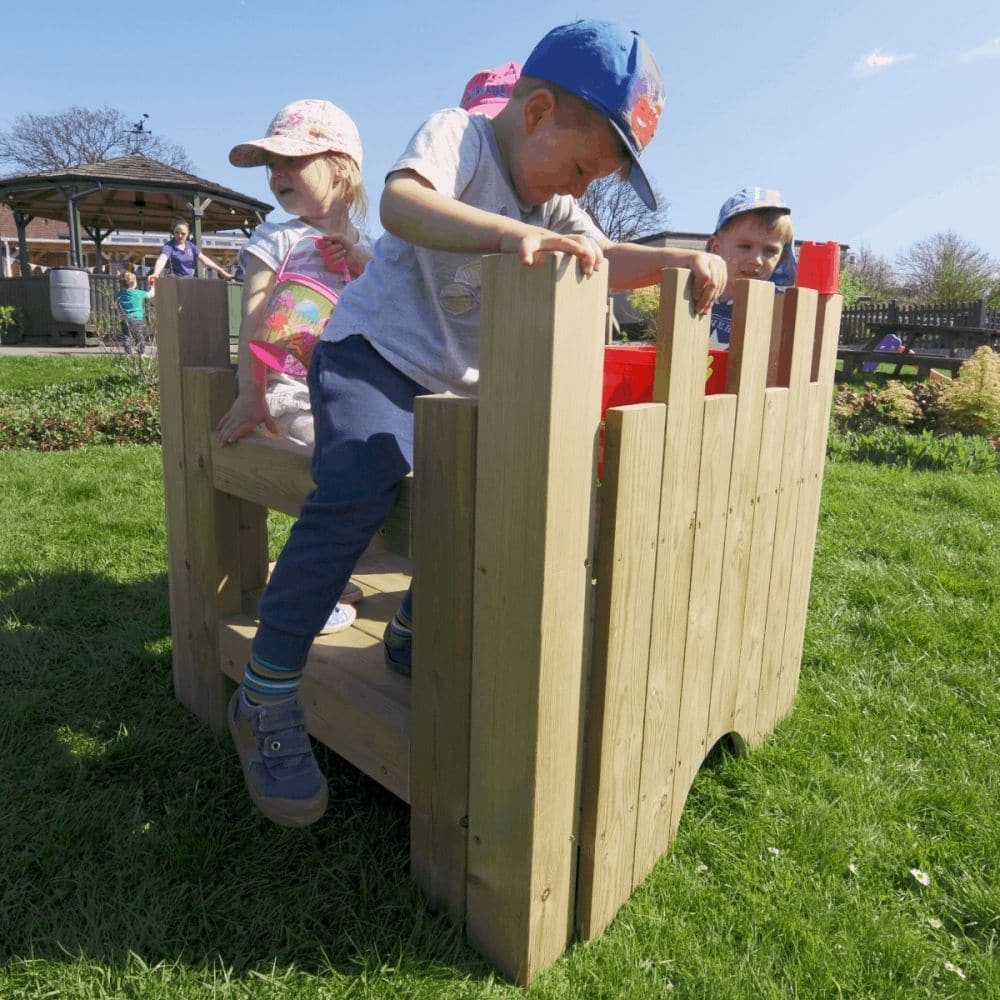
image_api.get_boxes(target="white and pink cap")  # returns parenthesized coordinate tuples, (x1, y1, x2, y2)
(229, 99, 363, 170)
(460, 62, 522, 118)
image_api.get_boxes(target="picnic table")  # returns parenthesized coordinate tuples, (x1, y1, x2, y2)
(838, 320, 1000, 379)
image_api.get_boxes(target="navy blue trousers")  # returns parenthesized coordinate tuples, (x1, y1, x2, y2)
(253, 336, 423, 669)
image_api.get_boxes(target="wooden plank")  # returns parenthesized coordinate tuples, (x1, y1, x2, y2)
(668, 392, 737, 835)
(156, 278, 235, 727)
(218, 615, 412, 802)
(576, 402, 665, 940)
(632, 268, 710, 886)
(732, 388, 788, 747)
(775, 294, 844, 721)
(210, 435, 412, 557)
(754, 288, 818, 737)
(410, 395, 478, 926)
(465, 253, 605, 986)
(704, 281, 775, 748)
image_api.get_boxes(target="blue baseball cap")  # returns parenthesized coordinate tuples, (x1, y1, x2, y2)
(522, 19, 665, 210)
(715, 187, 790, 233)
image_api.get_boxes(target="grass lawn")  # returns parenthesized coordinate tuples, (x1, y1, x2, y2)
(0, 354, 120, 393)
(2, 435, 998, 995)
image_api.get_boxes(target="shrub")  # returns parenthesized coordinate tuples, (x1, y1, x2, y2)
(0, 373, 160, 450)
(828, 424, 998, 474)
(936, 346, 1000, 440)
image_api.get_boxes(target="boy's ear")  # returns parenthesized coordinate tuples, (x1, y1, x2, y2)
(708, 235, 720, 254)
(522, 87, 557, 135)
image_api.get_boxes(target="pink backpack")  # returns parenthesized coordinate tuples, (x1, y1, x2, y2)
(248, 236, 351, 379)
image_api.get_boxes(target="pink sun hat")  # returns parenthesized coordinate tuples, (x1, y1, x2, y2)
(460, 62, 522, 118)
(229, 99, 363, 170)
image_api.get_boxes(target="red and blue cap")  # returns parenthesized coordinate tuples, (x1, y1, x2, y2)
(522, 19, 665, 210)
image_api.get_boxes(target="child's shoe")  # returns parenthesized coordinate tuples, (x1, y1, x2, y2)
(337, 580, 364, 605)
(227, 687, 328, 827)
(383, 610, 412, 676)
(318, 602, 357, 635)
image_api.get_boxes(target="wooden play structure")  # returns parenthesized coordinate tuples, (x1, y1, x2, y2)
(157, 257, 842, 986)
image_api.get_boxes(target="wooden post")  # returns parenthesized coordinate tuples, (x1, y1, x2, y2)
(410, 394, 478, 925)
(465, 253, 605, 985)
(157, 277, 263, 726)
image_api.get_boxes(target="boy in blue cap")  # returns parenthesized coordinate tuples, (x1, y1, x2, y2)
(708, 186, 796, 347)
(228, 19, 727, 828)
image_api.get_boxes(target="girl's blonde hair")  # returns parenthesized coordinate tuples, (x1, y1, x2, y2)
(322, 151, 368, 222)
(120, 271, 138, 288)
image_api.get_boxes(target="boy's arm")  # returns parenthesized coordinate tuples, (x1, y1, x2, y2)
(603, 243, 727, 316)
(381, 171, 604, 275)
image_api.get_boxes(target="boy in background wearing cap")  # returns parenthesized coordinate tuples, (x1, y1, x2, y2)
(708, 186, 796, 348)
(229, 19, 726, 829)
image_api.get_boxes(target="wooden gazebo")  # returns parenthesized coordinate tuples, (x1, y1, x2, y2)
(0, 153, 272, 274)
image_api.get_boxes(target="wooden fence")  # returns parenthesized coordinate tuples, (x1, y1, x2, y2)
(840, 298, 999, 344)
(156, 262, 842, 985)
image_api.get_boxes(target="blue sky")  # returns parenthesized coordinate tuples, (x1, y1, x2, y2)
(5, 0, 999, 261)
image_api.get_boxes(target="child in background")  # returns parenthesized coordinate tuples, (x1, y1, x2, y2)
(228, 19, 726, 828)
(216, 99, 374, 633)
(115, 270, 153, 355)
(459, 61, 522, 117)
(707, 187, 796, 348)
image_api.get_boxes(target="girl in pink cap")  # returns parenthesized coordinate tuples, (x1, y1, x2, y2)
(217, 99, 373, 632)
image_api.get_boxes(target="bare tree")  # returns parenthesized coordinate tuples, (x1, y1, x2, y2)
(579, 175, 669, 243)
(0, 106, 194, 175)
(844, 243, 898, 299)
(895, 231, 998, 304)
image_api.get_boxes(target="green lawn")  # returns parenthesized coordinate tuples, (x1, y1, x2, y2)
(0, 354, 119, 393)
(2, 439, 998, 997)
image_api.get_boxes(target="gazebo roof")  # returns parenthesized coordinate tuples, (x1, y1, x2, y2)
(0, 153, 273, 234)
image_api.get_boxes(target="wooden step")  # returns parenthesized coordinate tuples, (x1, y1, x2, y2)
(218, 551, 413, 802)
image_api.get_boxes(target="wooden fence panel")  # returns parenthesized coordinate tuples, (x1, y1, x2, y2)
(577, 402, 665, 940)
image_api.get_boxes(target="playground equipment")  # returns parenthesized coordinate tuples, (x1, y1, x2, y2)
(156, 257, 842, 986)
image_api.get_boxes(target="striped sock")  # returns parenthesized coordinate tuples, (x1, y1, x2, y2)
(242, 653, 303, 705)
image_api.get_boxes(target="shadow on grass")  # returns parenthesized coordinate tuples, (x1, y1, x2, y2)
(0, 568, 485, 982)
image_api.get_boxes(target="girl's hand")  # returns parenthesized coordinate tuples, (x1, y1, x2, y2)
(501, 230, 604, 276)
(317, 233, 368, 276)
(215, 388, 278, 445)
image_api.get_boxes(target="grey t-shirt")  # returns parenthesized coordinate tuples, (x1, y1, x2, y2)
(322, 108, 604, 395)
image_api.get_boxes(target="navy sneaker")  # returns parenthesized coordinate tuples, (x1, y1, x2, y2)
(383, 612, 412, 677)
(228, 687, 328, 827)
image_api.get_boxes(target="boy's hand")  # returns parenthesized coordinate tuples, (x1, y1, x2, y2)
(688, 251, 727, 315)
(502, 230, 604, 276)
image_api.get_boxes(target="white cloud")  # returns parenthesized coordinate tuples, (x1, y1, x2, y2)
(853, 49, 915, 78)
(960, 37, 1000, 63)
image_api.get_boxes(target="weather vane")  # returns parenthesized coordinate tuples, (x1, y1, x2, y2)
(127, 113, 152, 136)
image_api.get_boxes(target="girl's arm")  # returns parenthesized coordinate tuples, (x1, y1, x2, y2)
(214, 254, 279, 444)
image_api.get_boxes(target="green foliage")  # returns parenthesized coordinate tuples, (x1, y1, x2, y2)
(625, 285, 660, 340)
(0, 372, 160, 449)
(937, 346, 1000, 440)
(837, 267, 872, 307)
(896, 230, 999, 304)
(0, 304, 22, 344)
(828, 424, 998, 473)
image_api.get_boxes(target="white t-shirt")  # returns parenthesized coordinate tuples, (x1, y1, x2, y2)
(241, 218, 373, 274)
(322, 109, 604, 395)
